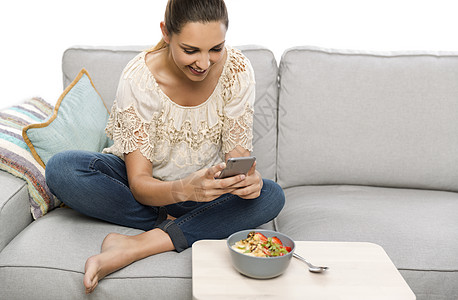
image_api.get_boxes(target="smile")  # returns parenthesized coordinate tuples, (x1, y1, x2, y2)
(188, 66, 207, 75)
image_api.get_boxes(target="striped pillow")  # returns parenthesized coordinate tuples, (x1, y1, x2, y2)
(0, 97, 60, 219)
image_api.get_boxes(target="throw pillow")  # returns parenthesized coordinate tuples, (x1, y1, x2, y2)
(22, 68, 113, 168)
(0, 97, 60, 219)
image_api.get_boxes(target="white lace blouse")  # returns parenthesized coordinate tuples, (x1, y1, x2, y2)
(102, 45, 255, 181)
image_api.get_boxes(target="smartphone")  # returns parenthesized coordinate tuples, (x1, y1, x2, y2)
(218, 156, 256, 179)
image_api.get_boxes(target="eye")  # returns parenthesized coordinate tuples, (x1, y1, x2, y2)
(183, 49, 197, 54)
(212, 47, 223, 52)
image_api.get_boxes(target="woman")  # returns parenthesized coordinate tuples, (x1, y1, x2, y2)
(46, 0, 285, 294)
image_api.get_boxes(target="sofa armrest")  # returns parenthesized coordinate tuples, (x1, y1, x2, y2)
(0, 171, 33, 252)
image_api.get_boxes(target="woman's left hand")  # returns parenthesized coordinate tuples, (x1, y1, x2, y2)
(228, 161, 263, 199)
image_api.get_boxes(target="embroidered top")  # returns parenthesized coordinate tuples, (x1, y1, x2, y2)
(102, 45, 255, 181)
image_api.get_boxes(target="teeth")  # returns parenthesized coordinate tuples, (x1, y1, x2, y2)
(191, 66, 205, 73)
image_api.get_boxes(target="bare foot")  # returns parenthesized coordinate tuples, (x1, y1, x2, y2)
(83, 229, 174, 294)
(83, 233, 138, 294)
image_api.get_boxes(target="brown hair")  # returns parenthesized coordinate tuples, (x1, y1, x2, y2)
(149, 0, 229, 52)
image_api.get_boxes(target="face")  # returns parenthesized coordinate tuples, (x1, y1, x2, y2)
(162, 21, 227, 82)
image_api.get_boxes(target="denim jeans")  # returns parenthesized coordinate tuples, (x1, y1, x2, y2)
(45, 150, 285, 252)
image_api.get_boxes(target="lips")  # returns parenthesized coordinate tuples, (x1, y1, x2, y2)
(188, 66, 207, 75)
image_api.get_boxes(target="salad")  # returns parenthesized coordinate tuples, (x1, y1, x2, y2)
(231, 231, 292, 257)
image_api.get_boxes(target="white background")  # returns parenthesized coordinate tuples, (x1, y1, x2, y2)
(1, 0, 457, 109)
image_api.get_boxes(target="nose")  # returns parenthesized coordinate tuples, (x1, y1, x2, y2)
(196, 52, 210, 70)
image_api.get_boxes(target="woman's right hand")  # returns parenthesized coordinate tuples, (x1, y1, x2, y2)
(177, 162, 247, 203)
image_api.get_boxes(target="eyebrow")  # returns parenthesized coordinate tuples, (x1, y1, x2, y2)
(181, 41, 226, 50)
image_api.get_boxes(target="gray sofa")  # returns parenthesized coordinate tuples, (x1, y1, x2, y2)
(1, 44, 458, 299)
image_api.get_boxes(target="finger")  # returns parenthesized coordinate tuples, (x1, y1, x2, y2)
(227, 168, 259, 189)
(233, 184, 261, 199)
(200, 187, 238, 202)
(231, 176, 262, 196)
(206, 162, 226, 178)
(231, 185, 254, 198)
(219, 173, 246, 188)
(241, 192, 260, 199)
(226, 175, 251, 189)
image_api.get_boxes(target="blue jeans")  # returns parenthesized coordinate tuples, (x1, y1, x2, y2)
(45, 150, 285, 252)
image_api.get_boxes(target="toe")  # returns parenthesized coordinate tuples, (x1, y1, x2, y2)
(84, 256, 100, 293)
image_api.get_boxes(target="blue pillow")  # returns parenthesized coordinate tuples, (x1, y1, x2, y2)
(23, 68, 113, 168)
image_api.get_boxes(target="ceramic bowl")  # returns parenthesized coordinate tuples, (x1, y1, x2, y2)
(226, 229, 295, 279)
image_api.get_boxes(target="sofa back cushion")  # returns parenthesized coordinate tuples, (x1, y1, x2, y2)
(62, 46, 146, 109)
(278, 46, 458, 191)
(62, 45, 278, 180)
(241, 46, 278, 180)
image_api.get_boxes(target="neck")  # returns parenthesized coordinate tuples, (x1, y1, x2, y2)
(165, 48, 194, 83)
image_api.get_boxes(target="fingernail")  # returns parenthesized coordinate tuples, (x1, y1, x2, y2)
(240, 175, 246, 180)
(220, 163, 226, 168)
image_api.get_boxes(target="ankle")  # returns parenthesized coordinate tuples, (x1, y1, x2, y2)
(134, 228, 175, 256)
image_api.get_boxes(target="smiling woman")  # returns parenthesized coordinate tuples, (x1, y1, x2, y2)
(43, 0, 285, 294)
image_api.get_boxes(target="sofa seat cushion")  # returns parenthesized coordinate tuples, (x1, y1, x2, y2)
(275, 185, 458, 299)
(0, 208, 191, 299)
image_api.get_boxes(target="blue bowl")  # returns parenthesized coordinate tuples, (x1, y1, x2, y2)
(227, 229, 296, 279)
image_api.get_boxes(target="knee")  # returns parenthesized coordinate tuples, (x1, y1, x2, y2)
(45, 150, 81, 193)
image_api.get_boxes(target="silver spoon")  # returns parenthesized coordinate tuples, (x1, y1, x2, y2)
(293, 252, 329, 273)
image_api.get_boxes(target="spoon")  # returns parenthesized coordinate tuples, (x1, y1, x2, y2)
(293, 252, 329, 273)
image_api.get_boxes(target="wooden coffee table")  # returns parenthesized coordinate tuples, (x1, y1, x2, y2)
(192, 240, 415, 299)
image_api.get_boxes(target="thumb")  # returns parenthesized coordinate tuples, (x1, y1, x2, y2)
(207, 162, 226, 178)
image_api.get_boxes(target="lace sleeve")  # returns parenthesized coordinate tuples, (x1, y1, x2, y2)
(105, 101, 155, 162)
(103, 57, 158, 162)
(221, 49, 256, 154)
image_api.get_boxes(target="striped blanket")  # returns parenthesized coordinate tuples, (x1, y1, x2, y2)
(0, 97, 60, 219)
